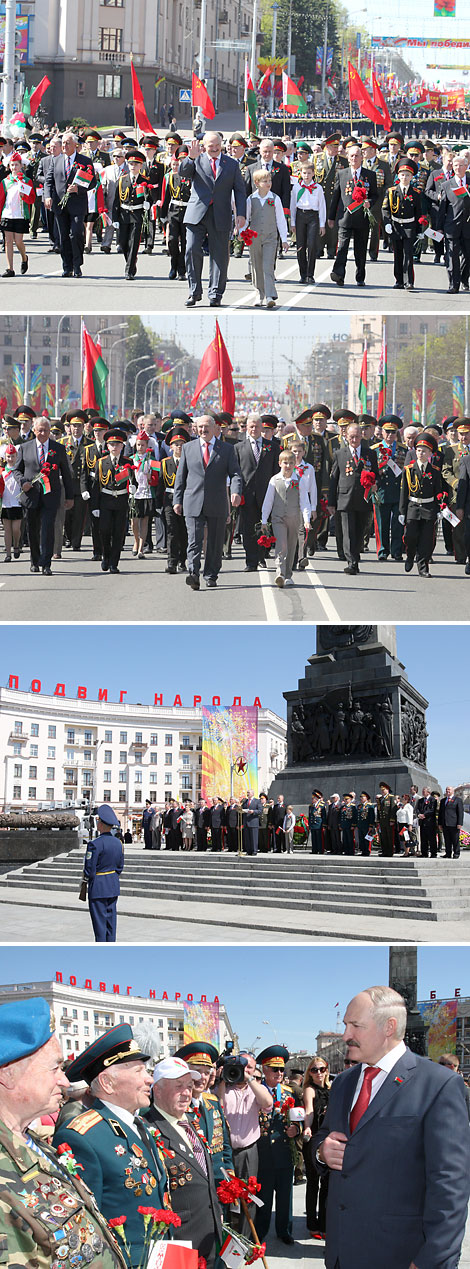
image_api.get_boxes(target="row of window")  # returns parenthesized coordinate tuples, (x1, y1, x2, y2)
(10, 780, 189, 802)
(13, 723, 175, 746)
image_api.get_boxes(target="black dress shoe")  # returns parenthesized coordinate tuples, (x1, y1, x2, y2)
(244, 565, 258, 572)
(62, 270, 73, 277)
(393, 282, 405, 289)
(205, 578, 217, 586)
(101, 559, 109, 572)
(280, 1237, 294, 1245)
(30, 564, 39, 573)
(404, 558, 413, 572)
(344, 564, 359, 575)
(186, 573, 200, 590)
(169, 268, 177, 279)
(448, 286, 459, 293)
(466, 562, 470, 575)
(42, 566, 52, 576)
(186, 294, 201, 307)
(209, 298, 221, 306)
(73, 269, 82, 277)
(165, 566, 177, 574)
(110, 566, 119, 573)
(92, 553, 101, 562)
(356, 280, 365, 287)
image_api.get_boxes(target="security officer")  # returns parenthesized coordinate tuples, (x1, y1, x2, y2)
(63, 408, 89, 551)
(313, 132, 348, 258)
(0, 996, 125, 1269)
(82, 803, 124, 942)
(340, 793, 357, 856)
(175, 1041, 233, 1182)
(112, 149, 150, 279)
(54, 1025, 169, 1267)
(399, 430, 445, 577)
(357, 790, 376, 855)
(255, 1045, 300, 1246)
(371, 415, 407, 561)
(308, 790, 326, 854)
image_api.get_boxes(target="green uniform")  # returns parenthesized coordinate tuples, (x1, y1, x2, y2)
(255, 1081, 296, 1242)
(194, 1091, 233, 1183)
(441, 441, 469, 563)
(0, 1119, 124, 1269)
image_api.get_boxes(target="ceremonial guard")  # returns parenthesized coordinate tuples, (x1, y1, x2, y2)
(159, 153, 192, 279)
(399, 431, 445, 577)
(376, 782, 397, 857)
(112, 150, 150, 280)
(442, 417, 470, 563)
(175, 1042, 233, 1183)
(255, 1046, 299, 1245)
(308, 791, 326, 853)
(80, 416, 109, 561)
(313, 133, 347, 258)
(361, 138, 392, 261)
(371, 415, 407, 560)
(82, 803, 124, 942)
(95, 427, 135, 573)
(141, 136, 164, 253)
(54, 1026, 169, 1267)
(0, 998, 126, 1269)
(340, 794, 357, 856)
(357, 791, 376, 855)
(155, 421, 190, 573)
(382, 157, 422, 289)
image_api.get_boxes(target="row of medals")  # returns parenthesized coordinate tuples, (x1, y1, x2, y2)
(19, 1172, 103, 1269)
(123, 1141, 158, 1198)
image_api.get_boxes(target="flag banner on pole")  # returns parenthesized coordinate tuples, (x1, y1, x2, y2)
(315, 47, 323, 75)
(22, 87, 30, 117)
(372, 72, 392, 130)
(377, 327, 387, 418)
(452, 375, 464, 414)
(257, 67, 272, 92)
(201, 706, 258, 801)
(130, 55, 157, 134)
(412, 388, 422, 421)
(28, 76, 51, 117)
(326, 46, 334, 74)
(190, 321, 235, 415)
(192, 72, 216, 119)
(348, 62, 384, 125)
(282, 70, 308, 114)
(29, 365, 42, 414)
(426, 389, 437, 427)
(417, 998, 457, 1062)
(183, 1001, 220, 1048)
(82, 325, 109, 415)
(245, 63, 258, 132)
(11, 363, 25, 411)
(45, 383, 55, 414)
(358, 347, 367, 411)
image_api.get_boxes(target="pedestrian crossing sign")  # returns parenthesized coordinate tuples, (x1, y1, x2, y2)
(179, 89, 192, 103)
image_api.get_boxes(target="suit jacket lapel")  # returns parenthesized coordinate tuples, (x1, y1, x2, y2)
(207, 437, 220, 467)
(151, 1110, 208, 1180)
(348, 1049, 417, 1137)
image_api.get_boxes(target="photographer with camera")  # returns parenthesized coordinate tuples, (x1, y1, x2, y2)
(218, 1047, 273, 1237)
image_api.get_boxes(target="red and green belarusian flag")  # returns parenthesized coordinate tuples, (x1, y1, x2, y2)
(82, 323, 108, 414)
(245, 63, 258, 133)
(258, 67, 272, 92)
(358, 346, 367, 411)
(377, 326, 387, 417)
(281, 70, 308, 115)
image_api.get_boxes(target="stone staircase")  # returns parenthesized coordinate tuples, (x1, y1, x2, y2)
(1, 849, 469, 923)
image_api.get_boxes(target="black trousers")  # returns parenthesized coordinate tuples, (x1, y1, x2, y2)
(55, 207, 85, 272)
(168, 214, 187, 275)
(420, 821, 438, 857)
(64, 494, 86, 550)
(244, 826, 259, 856)
(232, 1143, 259, 1239)
(393, 233, 415, 286)
(240, 499, 263, 567)
(404, 515, 435, 574)
(295, 209, 319, 279)
(211, 826, 223, 851)
(118, 209, 143, 277)
(196, 828, 208, 851)
(27, 496, 59, 569)
(185, 512, 226, 580)
(99, 496, 128, 568)
(445, 229, 470, 290)
(379, 501, 403, 558)
(303, 1140, 328, 1233)
(340, 506, 368, 566)
(226, 826, 239, 852)
(334, 220, 369, 282)
(164, 503, 187, 568)
(443, 824, 461, 858)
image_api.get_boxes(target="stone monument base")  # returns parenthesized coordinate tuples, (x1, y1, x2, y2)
(270, 759, 432, 813)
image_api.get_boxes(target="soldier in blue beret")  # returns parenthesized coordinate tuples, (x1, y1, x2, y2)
(83, 805, 124, 943)
(53, 1026, 169, 1268)
(0, 998, 126, 1269)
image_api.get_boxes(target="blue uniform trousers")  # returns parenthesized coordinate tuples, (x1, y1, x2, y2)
(89, 895, 118, 942)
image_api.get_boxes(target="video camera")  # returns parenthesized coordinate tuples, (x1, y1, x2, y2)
(219, 1042, 249, 1087)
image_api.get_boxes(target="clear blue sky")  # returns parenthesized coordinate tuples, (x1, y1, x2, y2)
(1, 946, 467, 1051)
(3, 625, 468, 786)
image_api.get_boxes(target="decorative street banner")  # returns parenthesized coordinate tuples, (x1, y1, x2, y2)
(11, 363, 25, 411)
(412, 388, 422, 422)
(30, 365, 42, 414)
(183, 1000, 220, 1048)
(434, 0, 456, 15)
(201, 705, 259, 801)
(316, 46, 323, 75)
(372, 35, 470, 46)
(417, 998, 458, 1060)
(453, 375, 464, 414)
(326, 46, 334, 74)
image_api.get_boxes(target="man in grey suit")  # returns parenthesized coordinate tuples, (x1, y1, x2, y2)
(235, 412, 280, 570)
(314, 985, 470, 1269)
(13, 416, 74, 574)
(241, 791, 262, 855)
(180, 133, 247, 306)
(173, 414, 242, 589)
(44, 131, 91, 277)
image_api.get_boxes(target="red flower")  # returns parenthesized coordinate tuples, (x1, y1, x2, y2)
(257, 533, 276, 549)
(57, 1143, 72, 1155)
(360, 469, 376, 499)
(109, 1216, 127, 1228)
(198, 1258, 207, 1269)
(246, 1243, 266, 1264)
(418, 216, 429, 226)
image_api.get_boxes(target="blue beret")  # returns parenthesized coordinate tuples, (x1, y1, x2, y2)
(97, 803, 120, 826)
(0, 997, 55, 1065)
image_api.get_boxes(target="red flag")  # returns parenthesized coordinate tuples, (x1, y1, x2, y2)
(29, 76, 51, 118)
(192, 72, 216, 120)
(130, 57, 157, 135)
(372, 73, 392, 132)
(190, 322, 235, 415)
(348, 62, 384, 128)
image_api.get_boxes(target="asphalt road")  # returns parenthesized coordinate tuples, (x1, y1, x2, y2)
(1, 534, 468, 623)
(2, 231, 463, 313)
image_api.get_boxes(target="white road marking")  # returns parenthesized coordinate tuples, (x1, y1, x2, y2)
(305, 566, 342, 621)
(257, 567, 281, 623)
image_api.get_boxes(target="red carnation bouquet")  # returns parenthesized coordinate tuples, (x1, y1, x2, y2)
(347, 181, 376, 228)
(360, 469, 376, 501)
(318, 495, 329, 517)
(240, 227, 258, 247)
(217, 1176, 261, 1206)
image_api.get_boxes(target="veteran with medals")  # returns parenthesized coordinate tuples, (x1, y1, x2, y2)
(0, 997, 126, 1269)
(175, 1042, 233, 1183)
(255, 1045, 300, 1246)
(54, 1026, 168, 1268)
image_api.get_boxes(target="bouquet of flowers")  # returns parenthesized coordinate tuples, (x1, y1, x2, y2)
(256, 519, 276, 549)
(217, 1176, 261, 1207)
(220, 1225, 266, 1269)
(293, 813, 309, 846)
(109, 1208, 182, 1269)
(347, 182, 376, 229)
(360, 469, 377, 501)
(240, 227, 258, 247)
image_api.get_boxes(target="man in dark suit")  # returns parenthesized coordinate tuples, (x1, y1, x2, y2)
(13, 416, 74, 574)
(180, 133, 247, 306)
(314, 984, 470, 1269)
(437, 152, 470, 292)
(235, 412, 279, 570)
(146, 1057, 223, 1269)
(242, 790, 262, 855)
(44, 130, 92, 277)
(361, 137, 392, 260)
(328, 144, 378, 286)
(455, 438, 470, 573)
(271, 794, 286, 852)
(438, 785, 464, 859)
(328, 421, 379, 574)
(174, 414, 242, 589)
(244, 137, 291, 213)
(416, 787, 439, 857)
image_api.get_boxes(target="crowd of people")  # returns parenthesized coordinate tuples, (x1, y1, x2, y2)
(2, 401, 470, 586)
(2, 987, 469, 1269)
(2, 121, 470, 297)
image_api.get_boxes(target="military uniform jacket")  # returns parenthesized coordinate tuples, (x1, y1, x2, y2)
(194, 1094, 233, 1182)
(96, 456, 135, 504)
(0, 1118, 124, 1269)
(442, 442, 470, 506)
(83, 833, 124, 900)
(258, 1082, 295, 1166)
(80, 442, 108, 507)
(155, 455, 180, 509)
(304, 433, 328, 494)
(144, 1108, 223, 1264)
(53, 1100, 167, 1267)
(160, 171, 192, 222)
(143, 160, 164, 204)
(367, 156, 392, 203)
(376, 795, 397, 829)
(328, 443, 379, 512)
(340, 804, 358, 831)
(382, 185, 421, 239)
(308, 801, 327, 831)
(357, 802, 376, 831)
(112, 174, 150, 220)
(399, 461, 443, 521)
(371, 439, 407, 503)
(329, 167, 378, 228)
(64, 437, 88, 496)
(313, 153, 348, 207)
(456, 453, 470, 515)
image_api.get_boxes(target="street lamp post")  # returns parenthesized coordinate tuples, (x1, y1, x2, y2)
(122, 355, 154, 416)
(54, 315, 68, 415)
(108, 333, 134, 414)
(133, 362, 155, 411)
(270, 3, 279, 116)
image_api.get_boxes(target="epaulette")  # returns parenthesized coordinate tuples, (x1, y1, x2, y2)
(67, 1109, 103, 1134)
(202, 1090, 218, 1105)
(86, 444, 97, 469)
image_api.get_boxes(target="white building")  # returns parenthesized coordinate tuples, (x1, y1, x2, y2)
(0, 684, 287, 828)
(0, 976, 235, 1061)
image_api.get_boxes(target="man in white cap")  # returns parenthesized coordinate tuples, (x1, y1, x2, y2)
(145, 1057, 223, 1267)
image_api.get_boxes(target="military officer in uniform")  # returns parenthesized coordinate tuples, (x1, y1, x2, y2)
(361, 137, 392, 261)
(155, 422, 190, 574)
(295, 406, 329, 553)
(82, 803, 124, 942)
(340, 793, 358, 855)
(80, 416, 109, 562)
(357, 791, 376, 855)
(376, 782, 397, 857)
(399, 430, 445, 577)
(255, 1045, 300, 1246)
(308, 790, 326, 854)
(96, 427, 135, 574)
(175, 1042, 233, 1183)
(63, 409, 89, 551)
(54, 1025, 168, 1267)
(371, 415, 407, 561)
(0, 996, 125, 1269)
(442, 417, 470, 564)
(382, 157, 422, 289)
(141, 136, 164, 253)
(313, 132, 348, 259)
(112, 149, 150, 280)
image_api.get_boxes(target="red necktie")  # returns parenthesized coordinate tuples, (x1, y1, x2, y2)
(349, 1066, 381, 1133)
(203, 442, 210, 468)
(39, 444, 46, 465)
(211, 159, 217, 180)
(352, 448, 358, 466)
